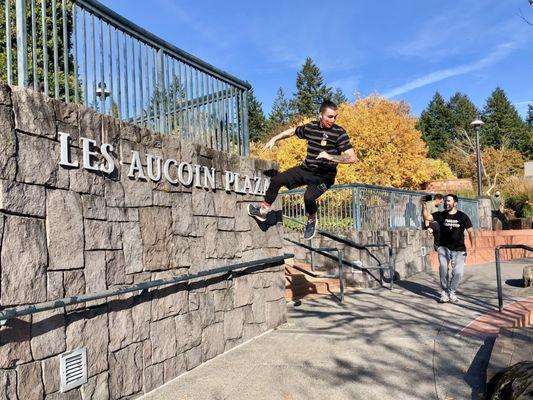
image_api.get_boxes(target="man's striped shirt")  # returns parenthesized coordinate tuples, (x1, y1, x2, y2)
(295, 121, 353, 176)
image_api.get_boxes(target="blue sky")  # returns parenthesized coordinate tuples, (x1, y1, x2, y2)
(104, 0, 533, 118)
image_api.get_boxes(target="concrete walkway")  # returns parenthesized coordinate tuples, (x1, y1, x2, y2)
(141, 259, 533, 400)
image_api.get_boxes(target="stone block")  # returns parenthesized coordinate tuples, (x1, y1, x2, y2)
(132, 291, 151, 342)
(46, 190, 84, 270)
(0, 179, 46, 217)
(163, 354, 186, 383)
(169, 235, 191, 268)
(122, 175, 153, 208)
(184, 345, 202, 371)
(31, 309, 66, 360)
(63, 270, 86, 311)
(143, 363, 164, 393)
(106, 250, 132, 286)
(224, 307, 244, 341)
(0, 368, 17, 400)
(0, 106, 16, 180)
(234, 203, 251, 232)
(81, 194, 106, 220)
(150, 318, 177, 363)
(69, 168, 105, 196)
(109, 343, 143, 399)
(122, 222, 144, 274)
(201, 322, 224, 361)
(0, 82, 11, 105)
(108, 296, 134, 352)
(104, 180, 125, 207)
(84, 251, 106, 305)
(171, 194, 195, 236)
(16, 361, 44, 400)
(192, 189, 215, 216)
(151, 283, 188, 321)
(47, 272, 64, 301)
(0, 316, 32, 368)
(233, 274, 254, 307)
(17, 133, 69, 188)
(42, 355, 60, 394)
(251, 289, 266, 324)
(45, 391, 81, 400)
(217, 217, 235, 232)
(66, 308, 109, 377)
(175, 312, 202, 353)
(1, 216, 47, 305)
(266, 298, 286, 329)
(140, 207, 172, 270)
(120, 121, 141, 143)
(12, 86, 55, 138)
(84, 220, 122, 250)
(78, 108, 102, 142)
(214, 288, 234, 312)
(54, 100, 79, 135)
(81, 371, 109, 400)
(199, 292, 216, 328)
(214, 190, 235, 218)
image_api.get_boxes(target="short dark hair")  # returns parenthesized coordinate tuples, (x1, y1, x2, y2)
(445, 194, 458, 203)
(319, 100, 338, 113)
(434, 194, 444, 200)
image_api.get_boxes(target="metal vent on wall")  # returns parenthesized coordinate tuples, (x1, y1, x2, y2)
(59, 348, 88, 392)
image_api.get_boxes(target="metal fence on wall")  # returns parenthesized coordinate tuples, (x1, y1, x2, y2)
(1, 0, 250, 155)
(281, 183, 480, 232)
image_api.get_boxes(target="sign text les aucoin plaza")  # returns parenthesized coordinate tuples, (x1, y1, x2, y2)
(58, 132, 270, 195)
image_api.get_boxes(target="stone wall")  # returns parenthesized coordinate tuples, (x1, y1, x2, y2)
(0, 83, 286, 399)
(285, 229, 434, 287)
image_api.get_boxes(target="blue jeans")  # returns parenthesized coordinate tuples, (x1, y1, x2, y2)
(437, 246, 466, 293)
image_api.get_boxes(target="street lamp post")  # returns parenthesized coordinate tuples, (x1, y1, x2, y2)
(470, 118, 484, 198)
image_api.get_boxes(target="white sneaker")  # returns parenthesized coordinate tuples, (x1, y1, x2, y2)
(439, 291, 449, 303)
(448, 291, 459, 303)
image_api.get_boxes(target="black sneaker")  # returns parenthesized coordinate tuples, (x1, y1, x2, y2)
(248, 204, 267, 222)
(304, 218, 317, 240)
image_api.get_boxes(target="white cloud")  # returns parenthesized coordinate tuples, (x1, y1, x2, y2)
(382, 41, 520, 98)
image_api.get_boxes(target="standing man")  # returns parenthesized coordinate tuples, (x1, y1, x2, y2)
(248, 100, 356, 240)
(489, 189, 509, 230)
(422, 194, 476, 303)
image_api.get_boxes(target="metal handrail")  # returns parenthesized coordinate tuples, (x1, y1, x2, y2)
(494, 244, 533, 312)
(284, 215, 395, 290)
(0, 253, 293, 323)
(75, 0, 250, 90)
(284, 238, 344, 302)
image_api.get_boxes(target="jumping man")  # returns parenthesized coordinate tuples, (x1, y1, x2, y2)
(248, 100, 356, 240)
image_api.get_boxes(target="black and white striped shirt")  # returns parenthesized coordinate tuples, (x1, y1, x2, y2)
(295, 121, 353, 176)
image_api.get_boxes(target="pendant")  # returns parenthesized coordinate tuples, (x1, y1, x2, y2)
(320, 140, 327, 146)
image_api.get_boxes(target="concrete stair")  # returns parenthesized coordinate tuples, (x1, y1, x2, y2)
(284, 263, 343, 302)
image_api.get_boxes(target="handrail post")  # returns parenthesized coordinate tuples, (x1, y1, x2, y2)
(338, 249, 344, 302)
(157, 48, 166, 133)
(309, 238, 315, 272)
(495, 247, 503, 312)
(16, 0, 28, 86)
(389, 192, 394, 229)
(353, 187, 361, 231)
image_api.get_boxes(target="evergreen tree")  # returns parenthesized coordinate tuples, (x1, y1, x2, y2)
(417, 91, 451, 158)
(0, 0, 76, 102)
(291, 57, 332, 117)
(447, 92, 479, 140)
(330, 87, 348, 105)
(526, 102, 533, 127)
(268, 87, 291, 126)
(481, 87, 532, 157)
(247, 89, 267, 142)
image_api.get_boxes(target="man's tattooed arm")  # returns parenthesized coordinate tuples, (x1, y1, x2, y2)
(316, 148, 357, 164)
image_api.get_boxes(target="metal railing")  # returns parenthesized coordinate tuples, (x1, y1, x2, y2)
(0, 254, 292, 323)
(281, 183, 480, 232)
(1, 0, 250, 155)
(494, 244, 533, 312)
(283, 216, 395, 301)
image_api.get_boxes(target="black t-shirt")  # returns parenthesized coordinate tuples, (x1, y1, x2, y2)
(432, 210, 473, 252)
(295, 121, 353, 176)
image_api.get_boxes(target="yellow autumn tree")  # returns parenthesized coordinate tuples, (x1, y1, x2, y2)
(253, 95, 450, 189)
